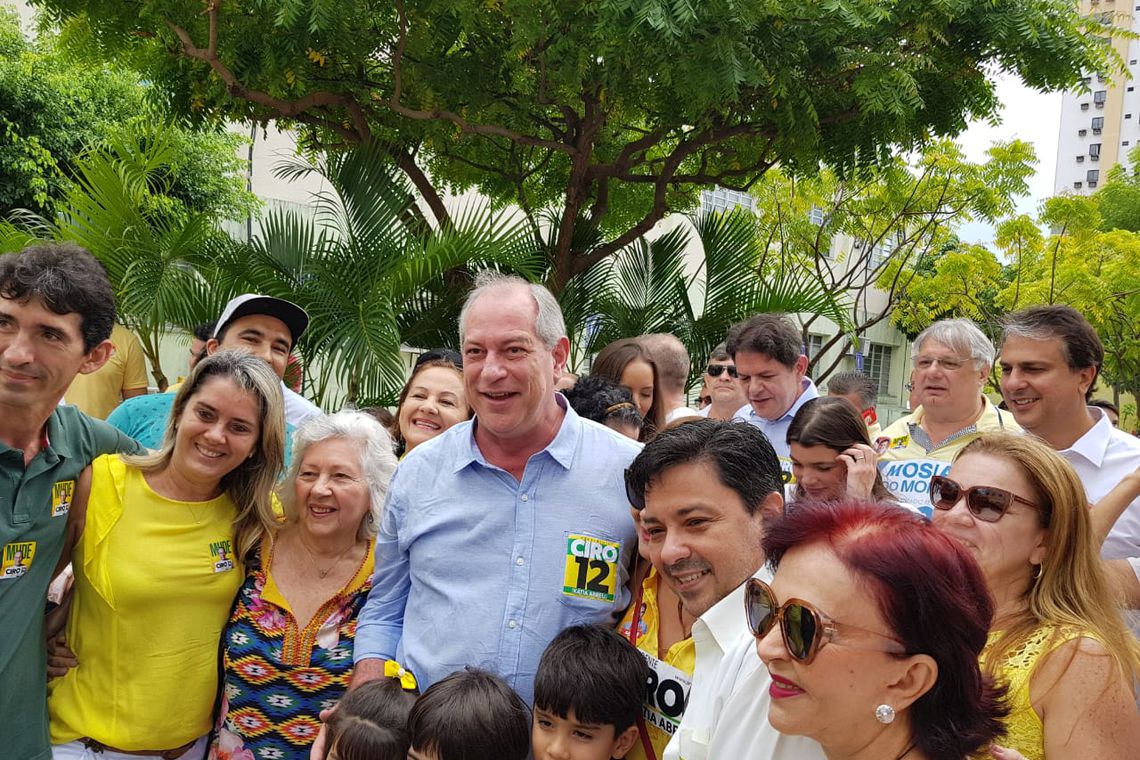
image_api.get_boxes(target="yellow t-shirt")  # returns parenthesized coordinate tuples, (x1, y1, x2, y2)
(48, 455, 243, 750)
(617, 567, 696, 760)
(979, 625, 1088, 760)
(65, 324, 150, 419)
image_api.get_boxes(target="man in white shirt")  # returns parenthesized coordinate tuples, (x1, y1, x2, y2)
(999, 305, 1140, 609)
(626, 419, 824, 760)
(640, 333, 699, 424)
(727, 314, 819, 477)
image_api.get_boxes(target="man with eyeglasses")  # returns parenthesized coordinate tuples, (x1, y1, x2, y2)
(999, 306, 1140, 613)
(625, 418, 823, 760)
(877, 318, 1019, 513)
(727, 314, 819, 479)
(697, 343, 747, 421)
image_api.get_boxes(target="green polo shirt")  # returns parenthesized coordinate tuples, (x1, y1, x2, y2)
(0, 405, 140, 760)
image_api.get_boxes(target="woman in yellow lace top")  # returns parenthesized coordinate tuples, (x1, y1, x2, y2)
(932, 433, 1140, 760)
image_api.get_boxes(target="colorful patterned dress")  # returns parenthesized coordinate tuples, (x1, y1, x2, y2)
(209, 536, 374, 760)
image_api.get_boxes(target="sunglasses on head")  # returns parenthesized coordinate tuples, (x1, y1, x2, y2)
(624, 468, 645, 511)
(929, 475, 1044, 523)
(744, 578, 906, 664)
(706, 364, 738, 378)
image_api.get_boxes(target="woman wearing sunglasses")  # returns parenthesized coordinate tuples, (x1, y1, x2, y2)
(931, 432, 1140, 760)
(752, 499, 1006, 760)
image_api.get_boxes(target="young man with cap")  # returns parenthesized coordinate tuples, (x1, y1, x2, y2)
(0, 243, 142, 760)
(107, 294, 316, 454)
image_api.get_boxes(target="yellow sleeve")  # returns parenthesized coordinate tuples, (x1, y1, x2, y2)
(117, 326, 150, 392)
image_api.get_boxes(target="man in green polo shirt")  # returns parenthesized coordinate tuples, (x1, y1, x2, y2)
(0, 243, 141, 760)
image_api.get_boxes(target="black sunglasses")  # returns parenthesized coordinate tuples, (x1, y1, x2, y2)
(624, 468, 645, 511)
(929, 475, 1044, 523)
(744, 579, 905, 664)
(706, 364, 738, 378)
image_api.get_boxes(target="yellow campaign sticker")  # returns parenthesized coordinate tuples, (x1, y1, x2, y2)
(1, 541, 36, 580)
(51, 480, 75, 518)
(778, 456, 796, 485)
(890, 435, 910, 450)
(562, 534, 620, 603)
(210, 539, 235, 573)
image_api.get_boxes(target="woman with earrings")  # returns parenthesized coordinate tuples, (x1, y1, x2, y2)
(931, 432, 1140, 760)
(210, 409, 398, 760)
(751, 499, 1007, 760)
(46, 351, 286, 759)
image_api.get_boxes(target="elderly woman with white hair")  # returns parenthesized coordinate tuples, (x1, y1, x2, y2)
(877, 318, 1021, 512)
(210, 410, 398, 760)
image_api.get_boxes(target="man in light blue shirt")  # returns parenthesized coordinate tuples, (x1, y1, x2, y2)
(728, 313, 818, 479)
(352, 273, 640, 702)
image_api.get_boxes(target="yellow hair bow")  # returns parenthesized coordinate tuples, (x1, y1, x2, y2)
(383, 659, 418, 691)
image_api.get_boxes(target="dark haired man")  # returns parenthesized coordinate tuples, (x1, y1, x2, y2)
(726, 314, 817, 478)
(624, 418, 822, 760)
(999, 305, 1140, 614)
(108, 293, 315, 454)
(0, 243, 141, 760)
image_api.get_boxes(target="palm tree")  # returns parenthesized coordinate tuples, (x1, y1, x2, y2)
(212, 142, 537, 407)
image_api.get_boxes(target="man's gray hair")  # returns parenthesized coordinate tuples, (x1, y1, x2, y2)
(911, 318, 995, 370)
(826, 370, 878, 408)
(458, 271, 566, 349)
(639, 333, 691, 396)
(279, 410, 399, 540)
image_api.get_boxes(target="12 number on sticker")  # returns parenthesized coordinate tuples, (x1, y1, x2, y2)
(562, 535, 619, 603)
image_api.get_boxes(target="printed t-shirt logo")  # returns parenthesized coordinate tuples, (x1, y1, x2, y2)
(210, 539, 235, 573)
(562, 534, 620, 603)
(777, 457, 796, 485)
(1, 541, 36, 579)
(639, 650, 692, 737)
(52, 480, 75, 517)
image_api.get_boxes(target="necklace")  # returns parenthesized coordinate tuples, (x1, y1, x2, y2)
(296, 531, 358, 579)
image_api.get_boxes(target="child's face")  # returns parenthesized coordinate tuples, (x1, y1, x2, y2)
(531, 707, 638, 760)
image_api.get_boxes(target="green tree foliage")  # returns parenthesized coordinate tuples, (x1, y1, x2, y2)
(1094, 144, 1140, 232)
(28, 0, 1120, 290)
(749, 139, 1036, 381)
(0, 8, 255, 219)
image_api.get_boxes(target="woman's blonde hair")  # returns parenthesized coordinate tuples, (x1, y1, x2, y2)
(957, 433, 1140, 684)
(123, 350, 286, 559)
(278, 410, 399, 540)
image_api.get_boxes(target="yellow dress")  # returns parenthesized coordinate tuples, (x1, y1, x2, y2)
(981, 625, 1088, 760)
(617, 567, 697, 760)
(48, 454, 242, 750)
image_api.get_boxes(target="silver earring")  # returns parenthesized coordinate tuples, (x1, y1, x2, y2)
(875, 704, 895, 724)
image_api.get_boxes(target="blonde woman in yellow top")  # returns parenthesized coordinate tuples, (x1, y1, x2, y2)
(47, 351, 285, 759)
(931, 432, 1140, 760)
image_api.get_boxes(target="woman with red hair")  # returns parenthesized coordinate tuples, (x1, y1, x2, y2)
(751, 500, 1007, 760)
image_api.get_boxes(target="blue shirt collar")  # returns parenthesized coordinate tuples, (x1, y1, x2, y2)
(454, 394, 580, 473)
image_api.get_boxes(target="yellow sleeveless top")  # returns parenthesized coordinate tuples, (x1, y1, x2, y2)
(48, 454, 243, 750)
(617, 567, 696, 760)
(980, 624, 1087, 760)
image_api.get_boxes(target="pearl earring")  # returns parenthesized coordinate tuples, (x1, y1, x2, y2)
(875, 704, 895, 724)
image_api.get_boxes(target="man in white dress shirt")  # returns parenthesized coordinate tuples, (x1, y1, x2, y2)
(625, 419, 825, 760)
(999, 305, 1140, 609)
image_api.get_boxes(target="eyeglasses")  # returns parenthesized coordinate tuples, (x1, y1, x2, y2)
(929, 475, 1044, 523)
(706, 364, 738, 378)
(913, 356, 969, 371)
(744, 579, 906, 664)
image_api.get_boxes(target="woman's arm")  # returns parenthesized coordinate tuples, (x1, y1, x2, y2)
(1035, 636, 1140, 760)
(44, 466, 91, 676)
(50, 466, 92, 580)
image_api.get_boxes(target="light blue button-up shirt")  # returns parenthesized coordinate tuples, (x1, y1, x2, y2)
(354, 397, 640, 703)
(732, 378, 819, 464)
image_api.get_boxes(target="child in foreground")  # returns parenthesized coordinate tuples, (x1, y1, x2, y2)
(323, 666, 419, 760)
(407, 667, 531, 760)
(532, 624, 648, 760)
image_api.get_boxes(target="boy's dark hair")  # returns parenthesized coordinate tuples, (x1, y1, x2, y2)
(408, 668, 530, 760)
(565, 374, 643, 431)
(325, 678, 419, 760)
(0, 242, 116, 351)
(534, 625, 648, 736)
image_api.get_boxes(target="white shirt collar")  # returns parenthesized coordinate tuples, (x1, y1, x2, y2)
(1061, 406, 1114, 468)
